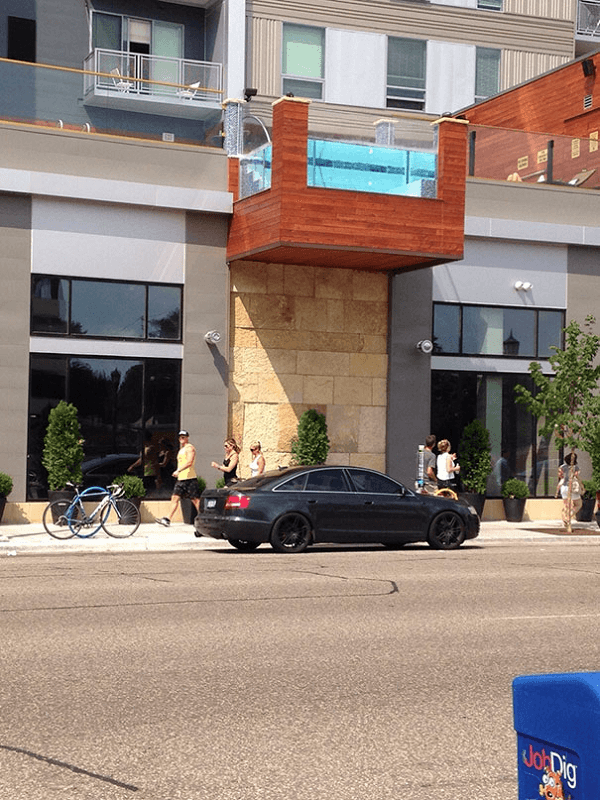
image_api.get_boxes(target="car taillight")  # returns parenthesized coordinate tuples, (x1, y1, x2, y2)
(224, 494, 251, 510)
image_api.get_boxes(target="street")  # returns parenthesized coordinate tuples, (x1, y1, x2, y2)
(1, 540, 599, 799)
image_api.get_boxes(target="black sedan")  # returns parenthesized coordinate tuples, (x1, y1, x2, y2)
(194, 465, 479, 553)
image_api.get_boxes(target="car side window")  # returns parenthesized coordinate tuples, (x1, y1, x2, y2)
(304, 469, 349, 492)
(348, 470, 403, 494)
(274, 474, 307, 491)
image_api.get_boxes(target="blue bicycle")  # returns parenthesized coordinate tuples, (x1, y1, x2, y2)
(43, 482, 140, 539)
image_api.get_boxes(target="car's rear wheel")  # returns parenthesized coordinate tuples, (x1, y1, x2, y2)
(427, 511, 466, 550)
(229, 538, 261, 551)
(270, 513, 311, 553)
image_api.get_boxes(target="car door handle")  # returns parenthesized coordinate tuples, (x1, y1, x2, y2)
(364, 500, 373, 505)
(308, 499, 317, 504)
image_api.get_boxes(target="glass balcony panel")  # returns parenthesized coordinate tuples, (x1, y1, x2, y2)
(307, 139, 436, 197)
(239, 145, 272, 198)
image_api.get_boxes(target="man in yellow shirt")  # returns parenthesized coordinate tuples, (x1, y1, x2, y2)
(156, 430, 201, 526)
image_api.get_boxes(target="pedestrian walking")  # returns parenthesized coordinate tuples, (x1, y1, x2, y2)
(156, 430, 200, 526)
(211, 438, 240, 485)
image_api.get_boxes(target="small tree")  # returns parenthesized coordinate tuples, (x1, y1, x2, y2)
(459, 420, 492, 494)
(42, 401, 85, 491)
(291, 409, 330, 466)
(515, 315, 600, 531)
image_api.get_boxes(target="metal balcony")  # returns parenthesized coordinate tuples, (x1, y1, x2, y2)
(83, 49, 223, 120)
(577, 0, 600, 37)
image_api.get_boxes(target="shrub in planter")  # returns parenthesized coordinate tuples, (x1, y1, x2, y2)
(501, 478, 529, 522)
(458, 420, 492, 516)
(113, 474, 146, 500)
(42, 401, 84, 493)
(216, 477, 226, 489)
(291, 409, 330, 466)
(576, 478, 598, 521)
(0, 471, 13, 524)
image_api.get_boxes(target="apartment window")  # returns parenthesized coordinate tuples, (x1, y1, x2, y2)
(432, 304, 564, 358)
(7, 16, 36, 62)
(91, 12, 183, 59)
(387, 37, 426, 111)
(31, 276, 182, 341)
(477, 0, 503, 9)
(475, 47, 500, 102)
(282, 23, 324, 100)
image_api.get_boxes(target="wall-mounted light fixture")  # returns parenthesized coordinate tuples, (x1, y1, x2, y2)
(204, 330, 221, 344)
(514, 281, 533, 291)
(244, 87, 258, 102)
(416, 339, 434, 354)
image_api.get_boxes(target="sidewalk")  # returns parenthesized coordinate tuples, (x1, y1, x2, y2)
(1, 518, 599, 556)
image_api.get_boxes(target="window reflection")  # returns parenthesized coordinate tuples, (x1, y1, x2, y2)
(538, 310, 563, 357)
(31, 276, 69, 333)
(431, 371, 552, 496)
(148, 285, 181, 340)
(433, 304, 563, 358)
(27, 354, 181, 500)
(31, 275, 182, 341)
(71, 281, 145, 338)
(433, 304, 459, 353)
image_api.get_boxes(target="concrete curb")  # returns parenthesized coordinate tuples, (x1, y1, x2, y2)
(0, 519, 599, 556)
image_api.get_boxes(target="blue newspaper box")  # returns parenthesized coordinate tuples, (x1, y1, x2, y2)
(513, 672, 600, 799)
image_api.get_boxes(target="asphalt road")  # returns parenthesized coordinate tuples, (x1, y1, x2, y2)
(1, 540, 599, 800)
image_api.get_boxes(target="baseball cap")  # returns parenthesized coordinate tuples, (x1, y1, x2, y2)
(178, 430, 189, 437)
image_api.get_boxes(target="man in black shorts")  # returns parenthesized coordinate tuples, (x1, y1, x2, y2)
(156, 430, 201, 526)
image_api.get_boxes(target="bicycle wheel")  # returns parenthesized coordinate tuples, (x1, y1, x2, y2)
(42, 500, 76, 539)
(102, 499, 140, 538)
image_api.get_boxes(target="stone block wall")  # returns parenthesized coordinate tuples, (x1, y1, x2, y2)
(229, 261, 388, 478)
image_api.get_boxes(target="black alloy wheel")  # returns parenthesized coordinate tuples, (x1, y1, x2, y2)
(229, 538, 261, 551)
(270, 513, 312, 553)
(427, 511, 466, 550)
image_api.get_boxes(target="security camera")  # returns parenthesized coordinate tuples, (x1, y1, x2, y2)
(204, 330, 221, 344)
(416, 339, 434, 354)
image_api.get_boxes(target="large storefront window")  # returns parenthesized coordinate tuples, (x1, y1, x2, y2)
(28, 354, 181, 500)
(31, 275, 182, 341)
(431, 371, 559, 497)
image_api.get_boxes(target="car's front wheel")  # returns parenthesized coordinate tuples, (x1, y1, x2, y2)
(270, 513, 312, 553)
(229, 538, 261, 551)
(427, 511, 466, 550)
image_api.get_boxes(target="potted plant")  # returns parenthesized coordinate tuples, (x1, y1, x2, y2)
(458, 420, 492, 517)
(0, 471, 13, 524)
(576, 478, 597, 522)
(182, 476, 207, 524)
(502, 478, 529, 522)
(41, 401, 84, 501)
(113, 474, 146, 509)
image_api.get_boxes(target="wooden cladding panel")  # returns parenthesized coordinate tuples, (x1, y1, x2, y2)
(227, 99, 467, 271)
(465, 55, 600, 138)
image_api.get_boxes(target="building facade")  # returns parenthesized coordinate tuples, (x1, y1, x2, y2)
(2, 0, 600, 511)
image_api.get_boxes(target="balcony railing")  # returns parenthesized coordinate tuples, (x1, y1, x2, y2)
(577, 0, 600, 36)
(83, 49, 223, 117)
(239, 140, 437, 199)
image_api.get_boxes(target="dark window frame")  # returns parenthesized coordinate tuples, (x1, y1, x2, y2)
(30, 274, 183, 343)
(432, 302, 564, 359)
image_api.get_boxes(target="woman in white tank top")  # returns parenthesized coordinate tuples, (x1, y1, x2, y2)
(249, 441, 266, 477)
(436, 439, 460, 488)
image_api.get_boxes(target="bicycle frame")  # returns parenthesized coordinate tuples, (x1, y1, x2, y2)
(65, 483, 124, 538)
